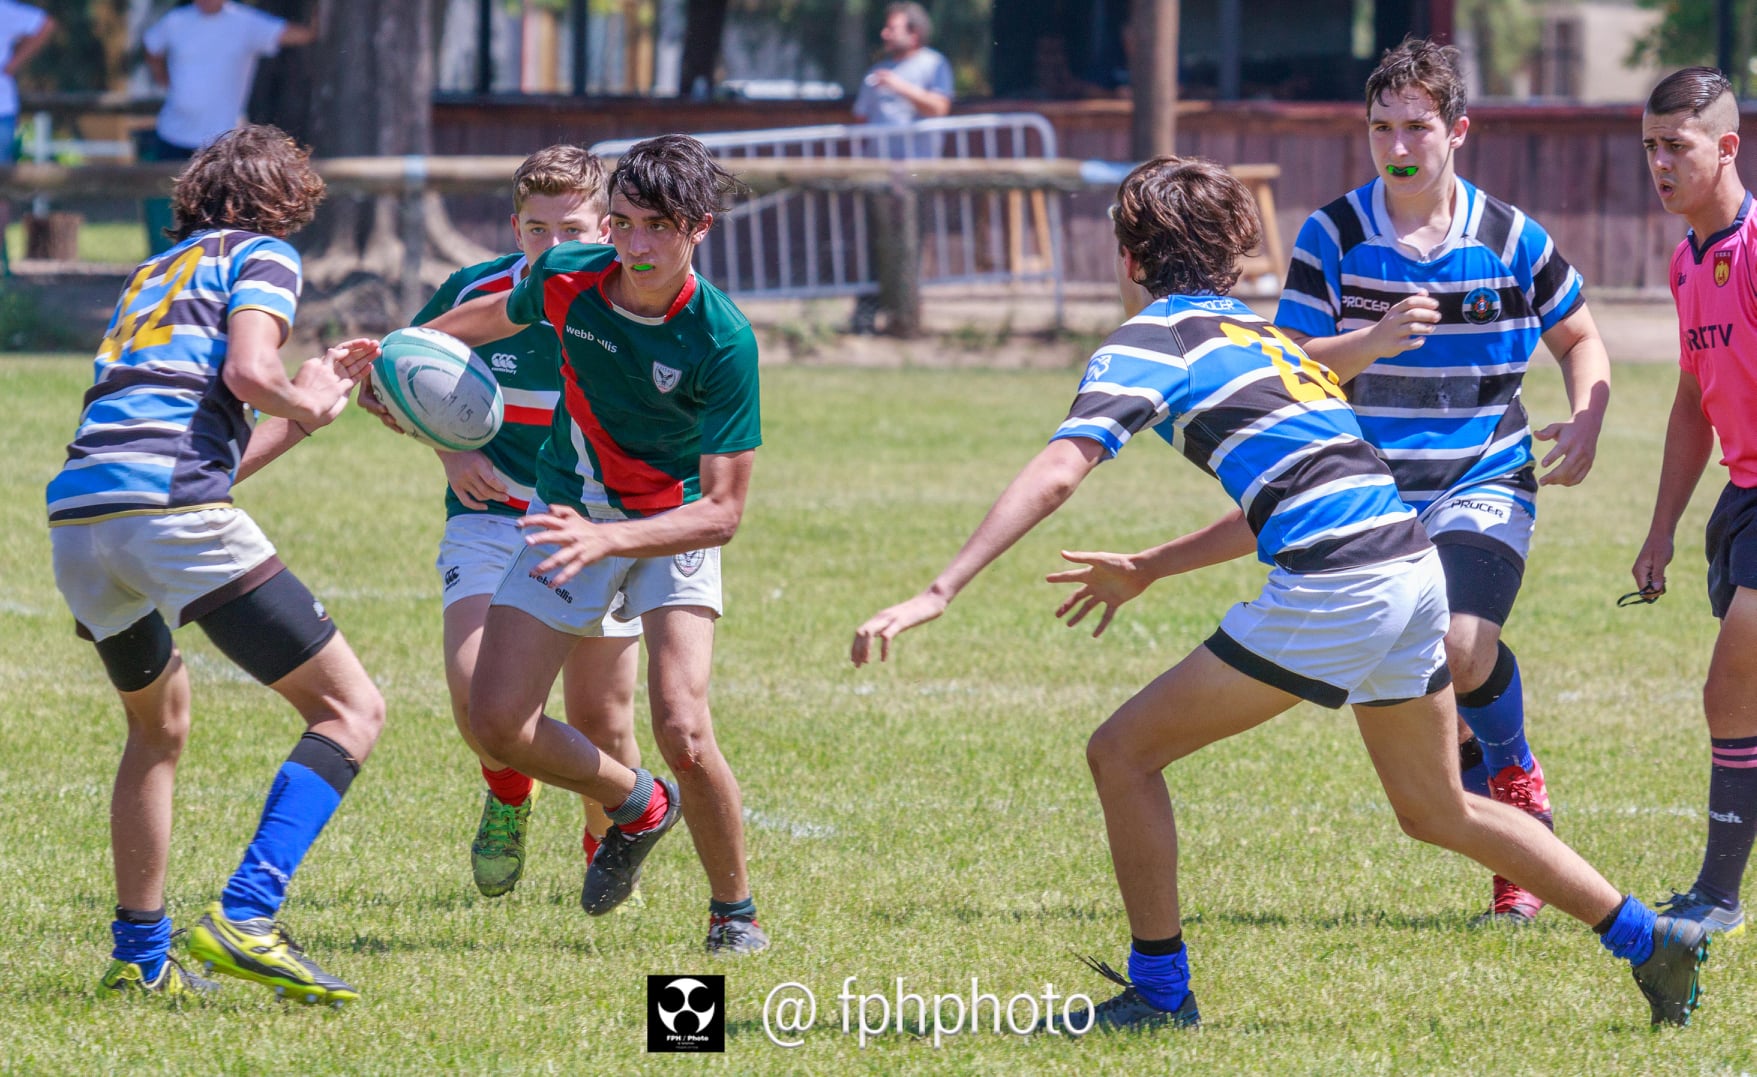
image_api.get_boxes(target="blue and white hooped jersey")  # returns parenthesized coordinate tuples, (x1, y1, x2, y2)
(1275, 176, 1583, 512)
(46, 229, 301, 524)
(1054, 294, 1431, 574)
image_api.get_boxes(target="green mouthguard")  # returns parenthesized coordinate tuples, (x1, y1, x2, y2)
(632, 263, 655, 271)
(1386, 165, 1419, 177)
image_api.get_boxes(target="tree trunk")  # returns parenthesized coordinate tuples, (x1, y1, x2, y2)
(291, 0, 490, 302)
(1130, 0, 1178, 161)
(679, 0, 730, 97)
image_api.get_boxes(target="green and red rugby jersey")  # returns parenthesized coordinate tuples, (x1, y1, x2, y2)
(414, 252, 558, 519)
(505, 243, 762, 518)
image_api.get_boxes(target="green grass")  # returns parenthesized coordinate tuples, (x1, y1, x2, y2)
(2, 356, 1754, 1074)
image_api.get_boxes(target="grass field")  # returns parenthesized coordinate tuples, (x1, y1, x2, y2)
(2, 355, 1754, 1074)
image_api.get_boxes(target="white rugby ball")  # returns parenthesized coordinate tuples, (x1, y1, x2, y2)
(370, 327, 504, 452)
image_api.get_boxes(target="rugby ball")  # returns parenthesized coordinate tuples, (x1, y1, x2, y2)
(370, 327, 504, 452)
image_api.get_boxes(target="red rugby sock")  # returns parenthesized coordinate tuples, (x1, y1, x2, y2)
(482, 765, 533, 806)
(616, 779, 671, 834)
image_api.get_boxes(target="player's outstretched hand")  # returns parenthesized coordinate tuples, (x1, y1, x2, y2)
(1366, 291, 1440, 356)
(294, 341, 376, 428)
(1047, 550, 1151, 637)
(1630, 533, 1673, 601)
(1533, 414, 1601, 486)
(440, 450, 510, 511)
(851, 592, 948, 666)
(521, 503, 609, 586)
(324, 337, 381, 385)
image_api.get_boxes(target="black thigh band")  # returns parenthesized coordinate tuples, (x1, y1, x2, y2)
(87, 611, 175, 693)
(1434, 538, 1525, 626)
(193, 567, 337, 685)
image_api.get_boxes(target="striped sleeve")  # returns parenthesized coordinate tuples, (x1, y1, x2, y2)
(1514, 214, 1584, 332)
(1051, 319, 1190, 458)
(227, 236, 302, 329)
(1275, 211, 1344, 339)
(506, 257, 548, 327)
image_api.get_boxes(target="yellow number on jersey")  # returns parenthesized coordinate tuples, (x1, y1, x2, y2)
(96, 245, 206, 366)
(1219, 321, 1344, 403)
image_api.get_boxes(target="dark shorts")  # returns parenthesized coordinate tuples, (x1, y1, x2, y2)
(1706, 481, 1757, 619)
(1434, 536, 1525, 627)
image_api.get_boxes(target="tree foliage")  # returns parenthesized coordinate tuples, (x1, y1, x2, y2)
(1629, 0, 1755, 88)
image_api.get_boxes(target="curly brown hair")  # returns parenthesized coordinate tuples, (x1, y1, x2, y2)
(513, 144, 608, 216)
(1111, 156, 1261, 298)
(168, 124, 326, 241)
(1365, 38, 1467, 128)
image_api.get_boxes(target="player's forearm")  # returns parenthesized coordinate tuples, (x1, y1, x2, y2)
(927, 440, 1101, 603)
(235, 417, 309, 483)
(145, 54, 167, 89)
(9, 21, 54, 71)
(584, 495, 747, 560)
(421, 292, 520, 349)
(1645, 392, 1715, 541)
(1294, 328, 1381, 384)
(1134, 509, 1256, 580)
(1550, 310, 1612, 423)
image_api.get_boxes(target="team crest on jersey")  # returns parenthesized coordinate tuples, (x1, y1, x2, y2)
(1716, 249, 1734, 287)
(652, 361, 682, 394)
(1080, 354, 1111, 387)
(1461, 286, 1501, 325)
(675, 549, 706, 577)
(1678, 270, 1688, 288)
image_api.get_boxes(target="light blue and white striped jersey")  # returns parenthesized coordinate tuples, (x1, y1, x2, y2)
(46, 229, 301, 524)
(1275, 176, 1583, 512)
(1053, 294, 1431, 573)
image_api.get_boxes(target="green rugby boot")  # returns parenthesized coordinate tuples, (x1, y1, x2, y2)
(472, 785, 538, 898)
(187, 902, 359, 1006)
(1631, 914, 1711, 1027)
(101, 955, 221, 997)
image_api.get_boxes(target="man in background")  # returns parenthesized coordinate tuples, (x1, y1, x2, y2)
(138, 0, 317, 253)
(0, 0, 52, 163)
(850, 1, 953, 332)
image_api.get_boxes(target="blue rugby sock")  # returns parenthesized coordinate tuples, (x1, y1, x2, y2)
(220, 733, 358, 922)
(111, 907, 171, 982)
(1693, 735, 1757, 907)
(1127, 935, 1190, 1012)
(1457, 642, 1534, 773)
(1596, 895, 1656, 966)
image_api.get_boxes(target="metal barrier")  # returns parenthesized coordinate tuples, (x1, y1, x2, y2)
(591, 113, 1065, 321)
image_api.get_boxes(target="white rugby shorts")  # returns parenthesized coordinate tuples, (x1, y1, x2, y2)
(1210, 547, 1451, 707)
(439, 512, 642, 637)
(51, 506, 279, 641)
(1420, 480, 1535, 566)
(488, 501, 720, 637)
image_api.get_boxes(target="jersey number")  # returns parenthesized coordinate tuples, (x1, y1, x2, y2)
(97, 246, 205, 365)
(1220, 322, 1344, 403)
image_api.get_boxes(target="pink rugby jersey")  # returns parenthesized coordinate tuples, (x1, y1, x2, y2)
(1671, 192, 1757, 488)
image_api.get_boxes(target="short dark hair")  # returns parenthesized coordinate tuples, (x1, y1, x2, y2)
(513, 144, 608, 216)
(168, 125, 325, 241)
(607, 134, 740, 228)
(1365, 37, 1467, 129)
(887, 2, 931, 42)
(1647, 66, 1737, 122)
(1112, 156, 1262, 298)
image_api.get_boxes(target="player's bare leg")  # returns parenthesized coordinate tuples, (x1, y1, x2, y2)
(1354, 689, 1614, 922)
(112, 654, 192, 916)
(564, 637, 643, 894)
(1665, 585, 1757, 934)
(643, 605, 766, 952)
(468, 605, 643, 802)
(1086, 645, 1298, 939)
(443, 594, 509, 770)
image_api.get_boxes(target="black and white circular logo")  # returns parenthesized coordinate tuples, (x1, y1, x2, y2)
(647, 975, 725, 1052)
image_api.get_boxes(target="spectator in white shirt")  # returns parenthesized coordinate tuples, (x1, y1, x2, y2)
(138, 0, 316, 252)
(0, 0, 54, 163)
